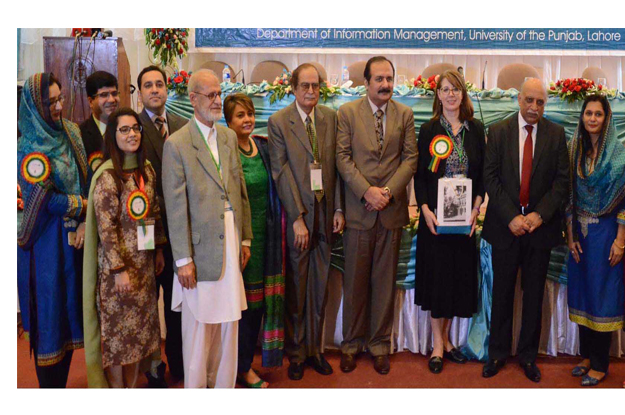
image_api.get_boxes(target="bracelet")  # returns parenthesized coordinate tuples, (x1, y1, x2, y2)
(614, 240, 625, 250)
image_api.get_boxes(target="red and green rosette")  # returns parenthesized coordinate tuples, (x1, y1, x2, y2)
(21, 152, 51, 184)
(428, 135, 454, 173)
(88, 151, 104, 171)
(127, 190, 150, 236)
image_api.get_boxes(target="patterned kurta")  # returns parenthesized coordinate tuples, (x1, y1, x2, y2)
(93, 165, 166, 368)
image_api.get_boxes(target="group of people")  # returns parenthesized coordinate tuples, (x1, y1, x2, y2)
(17, 55, 624, 389)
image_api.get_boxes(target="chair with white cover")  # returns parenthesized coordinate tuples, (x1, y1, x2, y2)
(199, 61, 238, 83)
(305, 62, 328, 83)
(421, 63, 456, 79)
(581, 66, 608, 85)
(250, 60, 289, 85)
(497, 63, 541, 91)
(347, 61, 367, 87)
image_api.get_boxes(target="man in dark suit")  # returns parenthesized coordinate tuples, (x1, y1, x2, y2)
(336, 56, 418, 375)
(80, 71, 119, 169)
(481, 78, 569, 382)
(137, 65, 188, 386)
(268, 63, 344, 381)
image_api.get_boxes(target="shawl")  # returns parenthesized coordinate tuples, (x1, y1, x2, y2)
(17, 73, 89, 248)
(569, 104, 625, 224)
(83, 155, 149, 387)
(251, 135, 286, 367)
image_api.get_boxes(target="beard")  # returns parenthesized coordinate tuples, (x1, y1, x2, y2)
(201, 107, 222, 123)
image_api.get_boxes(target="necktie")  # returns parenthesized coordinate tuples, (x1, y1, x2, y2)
(305, 116, 324, 202)
(374, 109, 384, 153)
(519, 124, 533, 209)
(154, 116, 168, 141)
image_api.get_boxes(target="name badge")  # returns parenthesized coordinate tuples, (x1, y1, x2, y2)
(137, 218, 155, 251)
(310, 162, 323, 191)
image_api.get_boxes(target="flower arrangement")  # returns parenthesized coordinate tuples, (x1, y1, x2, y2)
(548, 78, 616, 103)
(320, 83, 342, 102)
(411, 74, 440, 91)
(17, 184, 23, 211)
(167, 70, 191, 96)
(265, 70, 292, 104)
(144, 28, 190, 69)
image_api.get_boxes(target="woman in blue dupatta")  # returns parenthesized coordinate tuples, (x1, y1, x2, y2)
(566, 94, 625, 386)
(17, 73, 90, 387)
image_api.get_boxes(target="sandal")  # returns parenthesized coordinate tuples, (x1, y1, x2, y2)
(571, 365, 590, 377)
(237, 375, 269, 388)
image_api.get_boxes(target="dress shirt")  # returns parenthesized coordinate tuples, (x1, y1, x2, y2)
(145, 108, 170, 135)
(296, 101, 315, 125)
(518, 112, 537, 180)
(368, 97, 388, 137)
(93, 115, 106, 136)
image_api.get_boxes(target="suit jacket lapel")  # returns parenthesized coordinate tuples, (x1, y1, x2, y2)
(289, 103, 313, 157)
(167, 112, 186, 135)
(509, 114, 521, 188)
(314, 107, 326, 160)
(531, 119, 548, 179)
(216, 126, 231, 191)
(190, 118, 223, 190)
(140, 109, 164, 162)
(381, 100, 396, 157)
(358, 98, 379, 151)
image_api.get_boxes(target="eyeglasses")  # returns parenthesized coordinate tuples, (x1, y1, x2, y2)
(117, 124, 143, 135)
(92, 90, 120, 99)
(299, 83, 320, 92)
(49, 95, 65, 108)
(193, 90, 222, 102)
(440, 87, 461, 95)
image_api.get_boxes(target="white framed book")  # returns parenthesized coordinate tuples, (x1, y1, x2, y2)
(436, 177, 472, 235)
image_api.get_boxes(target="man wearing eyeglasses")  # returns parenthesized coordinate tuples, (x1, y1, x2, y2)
(336, 56, 418, 375)
(80, 71, 119, 169)
(136, 65, 188, 388)
(267, 63, 344, 381)
(162, 69, 252, 388)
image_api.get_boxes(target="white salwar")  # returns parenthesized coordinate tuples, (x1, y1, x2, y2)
(171, 120, 247, 388)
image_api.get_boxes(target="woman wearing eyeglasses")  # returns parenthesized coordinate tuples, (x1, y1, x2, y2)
(83, 107, 166, 388)
(414, 70, 486, 373)
(18, 73, 91, 387)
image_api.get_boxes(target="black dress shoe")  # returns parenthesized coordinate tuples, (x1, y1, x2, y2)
(482, 358, 506, 378)
(443, 348, 468, 364)
(145, 362, 168, 388)
(373, 355, 390, 375)
(306, 354, 333, 375)
(520, 362, 541, 383)
(287, 362, 305, 381)
(340, 353, 357, 373)
(428, 356, 443, 374)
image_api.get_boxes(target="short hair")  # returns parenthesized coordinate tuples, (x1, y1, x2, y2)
(188, 69, 218, 93)
(137, 65, 167, 89)
(86, 71, 118, 97)
(291, 63, 321, 89)
(364, 56, 395, 82)
(432, 70, 474, 122)
(223, 93, 255, 126)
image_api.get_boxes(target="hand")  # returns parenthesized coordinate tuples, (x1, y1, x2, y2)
(74, 222, 86, 249)
(114, 271, 131, 294)
(508, 215, 530, 237)
(421, 205, 439, 235)
(155, 249, 165, 276)
(567, 236, 583, 264)
(333, 211, 345, 233)
(525, 212, 543, 233)
(469, 208, 479, 237)
(178, 262, 197, 290)
(240, 245, 251, 271)
(609, 241, 624, 267)
(293, 217, 309, 250)
(364, 187, 390, 211)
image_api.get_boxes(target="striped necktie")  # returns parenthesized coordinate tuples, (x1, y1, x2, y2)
(154, 116, 168, 141)
(374, 109, 384, 153)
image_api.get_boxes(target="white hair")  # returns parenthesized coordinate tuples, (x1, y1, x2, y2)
(188, 69, 218, 93)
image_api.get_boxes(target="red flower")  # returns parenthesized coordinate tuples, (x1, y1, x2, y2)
(278, 79, 284, 85)
(429, 81, 436, 89)
(556, 80, 561, 87)
(180, 71, 188, 77)
(598, 85, 603, 90)
(174, 76, 183, 83)
(179, 48, 184, 54)
(155, 39, 161, 46)
(168, 77, 171, 82)
(575, 85, 582, 92)
(182, 40, 186, 46)
(562, 87, 568, 93)
(427, 75, 436, 83)
(413, 80, 418, 87)
(165, 34, 169, 40)
(564, 79, 570, 87)
(151, 28, 156, 34)
(417, 75, 422, 80)
(167, 43, 172, 49)
(550, 86, 556, 91)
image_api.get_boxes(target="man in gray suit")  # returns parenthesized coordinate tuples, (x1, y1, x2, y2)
(162, 69, 252, 388)
(336, 56, 418, 375)
(137, 65, 188, 386)
(268, 63, 344, 381)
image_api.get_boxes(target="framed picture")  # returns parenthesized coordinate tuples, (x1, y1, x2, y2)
(436, 177, 472, 234)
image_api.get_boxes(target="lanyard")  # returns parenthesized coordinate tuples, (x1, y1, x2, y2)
(446, 127, 466, 161)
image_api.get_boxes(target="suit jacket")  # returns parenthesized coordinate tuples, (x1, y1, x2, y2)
(162, 118, 252, 282)
(481, 112, 569, 249)
(80, 115, 104, 161)
(336, 97, 418, 231)
(139, 109, 187, 228)
(414, 118, 486, 212)
(267, 102, 343, 239)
